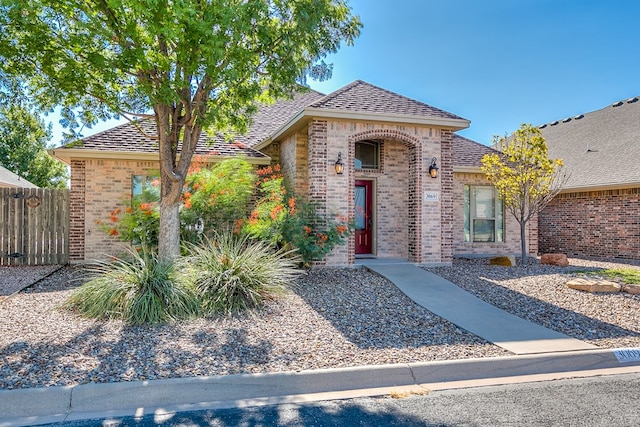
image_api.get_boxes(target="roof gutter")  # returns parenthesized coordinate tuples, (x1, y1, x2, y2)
(255, 108, 471, 151)
(559, 182, 640, 194)
(49, 149, 271, 165)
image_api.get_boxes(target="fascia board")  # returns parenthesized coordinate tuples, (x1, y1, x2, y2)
(559, 182, 640, 193)
(262, 108, 471, 149)
(453, 166, 484, 174)
(49, 149, 271, 165)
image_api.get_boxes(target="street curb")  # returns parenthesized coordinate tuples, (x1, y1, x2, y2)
(1, 348, 639, 426)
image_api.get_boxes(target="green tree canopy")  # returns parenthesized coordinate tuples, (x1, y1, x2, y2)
(481, 123, 567, 265)
(0, 0, 361, 262)
(0, 105, 68, 188)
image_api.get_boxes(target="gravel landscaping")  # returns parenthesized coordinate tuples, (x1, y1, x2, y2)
(1, 257, 639, 390)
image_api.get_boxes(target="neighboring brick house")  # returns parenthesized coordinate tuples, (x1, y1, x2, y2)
(52, 80, 536, 265)
(538, 97, 640, 260)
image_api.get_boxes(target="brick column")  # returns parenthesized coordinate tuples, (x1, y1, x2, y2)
(440, 130, 454, 263)
(69, 160, 86, 262)
(407, 145, 423, 263)
(308, 120, 328, 265)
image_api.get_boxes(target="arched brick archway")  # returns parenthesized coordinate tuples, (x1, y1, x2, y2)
(347, 129, 424, 263)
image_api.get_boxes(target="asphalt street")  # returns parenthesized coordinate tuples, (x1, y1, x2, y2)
(51, 373, 640, 427)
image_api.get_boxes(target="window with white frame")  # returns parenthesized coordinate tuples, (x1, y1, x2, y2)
(464, 185, 504, 242)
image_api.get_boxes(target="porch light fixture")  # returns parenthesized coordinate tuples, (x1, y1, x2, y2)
(335, 152, 345, 175)
(429, 157, 439, 178)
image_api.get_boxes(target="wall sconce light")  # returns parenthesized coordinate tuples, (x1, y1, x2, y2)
(429, 157, 439, 178)
(335, 152, 345, 175)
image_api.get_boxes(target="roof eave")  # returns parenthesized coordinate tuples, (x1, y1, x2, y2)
(453, 166, 484, 174)
(559, 182, 640, 194)
(258, 108, 471, 150)
(49, 149, 271, 165)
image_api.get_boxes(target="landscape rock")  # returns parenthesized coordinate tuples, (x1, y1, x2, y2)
(567, 278, 621, 293)
(489, 256, 516, 267)
(541, 253, 569, 267)
(622, 284, 640, 295)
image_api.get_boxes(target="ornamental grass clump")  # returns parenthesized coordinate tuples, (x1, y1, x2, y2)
(66, 249, 200, 325)
(182, 232, 303, 315)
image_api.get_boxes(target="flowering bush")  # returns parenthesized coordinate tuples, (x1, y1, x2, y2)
(243, 165, 352, 264)
(103, 160, 351, 264)
(181, 157, 256, 241)
(101, 183, 160, 252)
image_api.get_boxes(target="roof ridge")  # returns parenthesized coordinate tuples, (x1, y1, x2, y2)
(539, 95, 640, 129)
(308, 80, 364, 108)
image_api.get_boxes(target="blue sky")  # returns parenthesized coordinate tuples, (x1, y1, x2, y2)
(51, 0, 640, 146)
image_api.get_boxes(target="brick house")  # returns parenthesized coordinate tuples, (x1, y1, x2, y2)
(539, 97, 640, 260)
(51, 80, 536, 265)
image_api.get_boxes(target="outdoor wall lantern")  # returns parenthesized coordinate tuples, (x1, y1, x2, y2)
(335, 152, 345, 175)
(429, 157, 439, 178)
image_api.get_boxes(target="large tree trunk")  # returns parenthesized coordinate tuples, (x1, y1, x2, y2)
(158, 178, 183, 263)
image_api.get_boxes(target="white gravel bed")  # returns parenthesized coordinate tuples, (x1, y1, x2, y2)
(0, 266, 506, 390)
(427, 258, 640, 349)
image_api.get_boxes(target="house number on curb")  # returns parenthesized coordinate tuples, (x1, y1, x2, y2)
(613, 348, 640, 363)
(424, 191, 440, 202)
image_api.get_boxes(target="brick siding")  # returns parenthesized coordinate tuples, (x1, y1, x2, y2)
(70, 158, 159, 261)
(69, 160, 86, 261)
(452, 172, 537, 257)
(539, 187, 640, 259)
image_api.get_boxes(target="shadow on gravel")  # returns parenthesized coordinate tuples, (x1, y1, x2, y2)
(295, 268, 500, 350)
(428, 262, 640, 344)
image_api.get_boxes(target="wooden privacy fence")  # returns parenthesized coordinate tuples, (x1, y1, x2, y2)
(0, 188, 69, 265)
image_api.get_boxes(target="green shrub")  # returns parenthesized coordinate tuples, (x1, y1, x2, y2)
(182, 157, 257, 240)
(66, 249, 200, 325)
(181, 232, 303, 315)
(243, 165, 352, 264)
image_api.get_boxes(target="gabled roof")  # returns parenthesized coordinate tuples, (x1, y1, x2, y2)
(309, 80, 466, 120)
(258, 80, 470, 147)
(452, 134, 500, 171)
(539, 97, 640, 191)
(0, 165, 38, 188)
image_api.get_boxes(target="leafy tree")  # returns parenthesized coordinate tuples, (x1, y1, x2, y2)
(0, 105, 68, 188)
(481, 123, 567, 266)
(0, 0, 361, 262)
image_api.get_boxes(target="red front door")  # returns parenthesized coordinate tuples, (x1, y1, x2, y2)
(355, 180, 373, 255)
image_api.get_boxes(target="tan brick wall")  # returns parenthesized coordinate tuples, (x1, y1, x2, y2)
(293, 120, 444, 266)
(452, 172, 537, 257)
(539, 187, 640, 259)
(69, 160, 86, 261)
(74, 159, 158, 261)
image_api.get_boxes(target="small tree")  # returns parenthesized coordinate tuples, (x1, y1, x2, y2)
(481, 123, 567, 266)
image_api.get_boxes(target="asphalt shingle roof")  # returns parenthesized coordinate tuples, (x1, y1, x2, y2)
(59, 81, 468, 157)
(66, 119, 268, 159)
(539, 97, 640, 189)
(0, 165, 38, 188)
(452, 134, 499, 168)
(309, 80, 466, 121)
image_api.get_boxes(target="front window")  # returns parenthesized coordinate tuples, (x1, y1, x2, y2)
(355, 140, 380, 170)
(132, 175, 160, 199)
(464, 185, 504, 242)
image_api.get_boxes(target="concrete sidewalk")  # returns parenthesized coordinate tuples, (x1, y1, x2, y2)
(362, 262, 597, 355)
(2, 349, 640, 426)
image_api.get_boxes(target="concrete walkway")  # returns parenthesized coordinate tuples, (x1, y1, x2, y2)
(361, 261, 598, 355)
